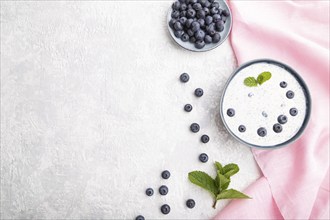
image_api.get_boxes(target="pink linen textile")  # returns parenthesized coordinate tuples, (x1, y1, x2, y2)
(215, 1, 330, 219)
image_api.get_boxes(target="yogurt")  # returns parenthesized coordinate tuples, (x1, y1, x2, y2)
(221, 60, 311, 148)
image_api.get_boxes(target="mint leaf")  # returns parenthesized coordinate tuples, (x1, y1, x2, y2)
(188, 171, 218, 197)
(215, 171, 230, 191)
(244, 77, 258, 87)
(214, 161, 223, 174)
(216, 189, 251, 200)
(257, 71, 272, 85)
(222, 163, 239, 178)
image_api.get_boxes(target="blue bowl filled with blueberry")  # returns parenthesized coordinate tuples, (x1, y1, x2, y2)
(167, 0, 232, 52)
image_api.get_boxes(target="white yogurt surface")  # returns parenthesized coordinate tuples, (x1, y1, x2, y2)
(222, 62, 308, 147)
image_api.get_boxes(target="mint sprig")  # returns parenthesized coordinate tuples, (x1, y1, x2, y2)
(188, 162, 251, 209)
(244, 71, 272, 87)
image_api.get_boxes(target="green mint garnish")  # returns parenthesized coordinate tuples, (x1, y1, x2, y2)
(188, 162, 251, 209)
(244, 71, 272, 87)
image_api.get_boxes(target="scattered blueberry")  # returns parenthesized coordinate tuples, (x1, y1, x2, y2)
(161, 170, 171, 179)
(199, 153, 209, 163)
(201, 134, 210, 143)
(135, 215, 145, 220)
(280, 81, 287, 88)
(238, 125, 246, 133)
(146, 188, 154, 196)
(290, 108, 298, 116)
(161, 204, 171, 215)
(273, 123, 283, 133)
(186, 199, 196, 208)
(184, 104, 193, 112)
(226, 108, 235, 117)
(277, 115, 288, 124)
(194, 88, 204, 97)
(180, 73, 190, 83)
(195, 40, 206, 49)
(286, 90, 295, 99)
(190, 123, 200, 133)
(257, 127, 267, 137)
(159, 185, 169, 195)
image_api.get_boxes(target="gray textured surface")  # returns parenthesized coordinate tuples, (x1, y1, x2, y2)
(0, 1, 260, 219)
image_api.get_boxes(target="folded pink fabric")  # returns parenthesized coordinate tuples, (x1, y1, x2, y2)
(215, 1, 329, 219)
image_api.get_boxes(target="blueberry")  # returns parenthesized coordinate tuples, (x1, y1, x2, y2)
(187, 8, 196, 18)
(172, 1, 181, 10)
(135, 215, 145, 220)
(204, 35, 212, 44)
(201, 134, 210, 143)
(181, 33, 189, 42)
(180, 10, 187, 17)
(205, 15, 213, 25)
(210, 7, 219, 15)
(204, 1, 211, 8)
(194, 88, 204, 97)
(146, 188, 154, 196)
(217, 8, 223, 15)
(190, 123, 200, 133)
(199, 153, 208, 163)
(199, 0, 207, 6)
(190, 0, 197, 4)
(189, 36, 196, 43)
(159, 185, 169, 195)
(185, 18, 194, 28)
(172, 10, 180, 19)
(213, 14, 221, 22)
(222, 9, 230, 17)
(195, 40, 205, 49)
(180, 73, 190, 82)
(238, 125, 246, 133)
(193, 3, 202, 10)
(174, 30, 184, 38)
(290, 108, 298, 116)
(212, 33, 221, 43)
(184, 104, 193, 112)
(286, 90, 295, 99)
(197, 18, 205, 28)
(186, 199, 196, 208)
(161, 170, 171, 179)
(187, 29, 195, 37)
(221, 16, 227, 23)
(196, 10, 206, 19)
(180, 3, 187, 11)
(169, 18, 177, 29)
(206, 24, 216, 35)
(277, 114, 288, 124)
(203, 7, 210, 15)
(257, 127, 267, 137)
(280, 81, 287, 88)
(174, 21, 183, 31)
(195, 30, 205, 40)
(226, 108, 235, 117)
(160, 204, 171, 215)
(211, 2, 220, 9)
(273, 123, 283, 133)
(179, 17, 187, 25)
(191, 21, 201, 32)
(187, 4, 193, 9)
(215, 21, 224, 32)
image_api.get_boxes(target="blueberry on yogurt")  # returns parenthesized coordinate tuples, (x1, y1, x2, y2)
(145, 188, 154, 196)
(194, 88, 204, 97)
(186, 199, 196, 208)
(190, 123, 200, 133)
(280, 81, 287, 88)
(159, 185, 169, 195)
(290, 107, 298, 116)
(257, 127, 267, 137)
(161, 170, 171, 179)
(135, 215, 145, 220)
(199, 153, 208, 163)
(227, 108, 235, 117)
(277, 115, 288, 124)
(238, 125, 246, 133)
(201, 134, 210, 143)
(273, 123, 283, 133)
(180, 73, 190, 83)
(286, 90, 295, 99)
(184, 104, 193, 112)
(161, 204, 171, 215)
